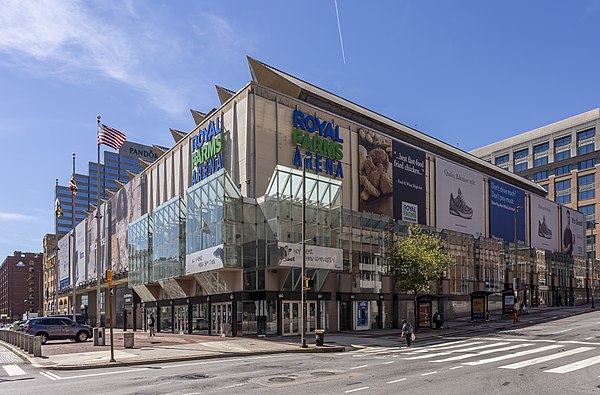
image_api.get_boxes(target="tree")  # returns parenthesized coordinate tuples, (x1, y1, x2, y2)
(387, 224, 453, 328)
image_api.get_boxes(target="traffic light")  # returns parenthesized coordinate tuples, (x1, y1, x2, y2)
(106, 269, 112, 286)
(304, 277, 314, 291)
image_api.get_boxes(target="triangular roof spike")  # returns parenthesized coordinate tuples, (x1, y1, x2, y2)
(126, 170, 138, 180)
(115, 180, 126, 189)
(138, 158, 153, 169)
(88, 203, 97, 210)
(215, 85, 235, 104)
(106, 189, 115, 198)
(152, 144, 168, 157)
(170, 128, 187, 144)
(246, 56, 302, 98)
(190, 109, 206, 126)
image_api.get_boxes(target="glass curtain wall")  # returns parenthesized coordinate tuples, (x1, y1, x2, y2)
(128, 214, 152, 286)
(152, 196, 186, 281)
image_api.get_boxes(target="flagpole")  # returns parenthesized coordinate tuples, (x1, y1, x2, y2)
(72, 153, 77, 323)
(96, 116, 102, 329)
(54, 178, 59, 315)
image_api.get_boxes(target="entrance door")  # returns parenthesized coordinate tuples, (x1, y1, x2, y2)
(211, 302, 232, 335)
(174, 306, 188, 334)
(282, 301, 318, 335)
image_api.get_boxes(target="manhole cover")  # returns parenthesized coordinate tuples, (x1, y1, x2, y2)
(268, 377, 296, 383)
(311, 371, 336, 377)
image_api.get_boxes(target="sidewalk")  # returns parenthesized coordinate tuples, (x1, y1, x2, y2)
(1, 304, 593, 370)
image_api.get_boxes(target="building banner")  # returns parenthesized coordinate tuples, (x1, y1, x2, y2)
(561, 208, 585, 257)
(111, 177, 141, 273)
(186, 244, 225, 274)
(358, 128, 426, 223)
(87, 210, 97, 280)
(435, 158, 485, 237)
(276, 242, 343, 271)
(489, 178, 526, 244)
(57, 231, 71, 290)
(530, 195, 559, 251)
(75, 221, 86, 286)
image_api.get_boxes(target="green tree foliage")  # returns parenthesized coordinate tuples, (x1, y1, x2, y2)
(387, 224, 453, 327)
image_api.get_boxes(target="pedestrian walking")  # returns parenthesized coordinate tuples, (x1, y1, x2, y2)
(401, 319, 415, 347)
(148, 313, 156, 337)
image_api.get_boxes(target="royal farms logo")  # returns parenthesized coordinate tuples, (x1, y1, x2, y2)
(291, 110, 344, 178)
(191, 118, 223, 185)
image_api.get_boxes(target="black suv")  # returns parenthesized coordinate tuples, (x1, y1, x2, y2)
(24, 317, 92, 344)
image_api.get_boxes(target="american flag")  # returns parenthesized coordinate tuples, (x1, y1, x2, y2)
(98, 123, 126, 150)
(69, 176, 78, 196)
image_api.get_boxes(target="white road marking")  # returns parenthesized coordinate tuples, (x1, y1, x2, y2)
(380, 361, 394, 365)
(349, 365, 368, 370)
(432, 344, 529, 362)
(544, 355, 600, 374)
(404, 342, 508, 360)
(345, 387, 369, 393)
(421, 371, 438, 376)
(45, 371, 61, 380)
(224, 383, 247, 389)
(499, 347, 595, 369)
(386, 378, 406, 384)
(552, 329, 572, 334)
(39, 372, 57, 381)
(406, 341, 482, 354)
(585, 337, 594, 340)
(463, 345, 562, 366)
(449, 366, 463, 370)
(2, 365, 26, 376)
(167, 355, 279, 369)
(54, 368, 149, 380)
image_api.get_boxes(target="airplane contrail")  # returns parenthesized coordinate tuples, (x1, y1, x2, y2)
(334, 0, 346, 64)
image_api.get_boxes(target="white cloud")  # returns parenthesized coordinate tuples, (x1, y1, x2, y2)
(0, 212, 36, 222)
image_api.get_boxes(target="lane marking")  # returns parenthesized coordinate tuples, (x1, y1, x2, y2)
(420, 371, 437, 376)
(404, 342, 508, 360)
(432, 344, 528, 362)
(585, 337, 593, 340)
(345, 387, 369, 393)
(45, 371, 61, 380)
(449, 366, 463, 370)
(2, 364, 26, 376)
(406, 341, 482, 354)
(380, 361, 394, 365)
(463, 345, 562, 366)
(553, 329, 572, 334)
(39, 372, 57, 381)
(349, 365, 368, 370)
(167, 355, 279, 369)
(544, 355, 600, 374)
(224, 383, 247, 389)
(386, 378, 406, 384)
(56, 368, 149, 380)
(499, 347, 595, 369)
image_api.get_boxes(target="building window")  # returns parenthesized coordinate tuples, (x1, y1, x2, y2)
(495, 154, 509, 170)
(577, 158, 595, 171)
(555, 179, 571, 204)
(555, 164, 571, 176)
(533, 142, 549, 167)
(533, 171, 549, 181)
(578, 174, 595, 201)
(540, 184, 549, 191)
(577, 128, 595, 156)
(513, 148, 528, 172)
(579, 204, 596, 229)
(554, 135, 571, 162)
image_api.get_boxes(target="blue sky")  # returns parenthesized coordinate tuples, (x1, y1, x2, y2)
(0, 0, 599, 258)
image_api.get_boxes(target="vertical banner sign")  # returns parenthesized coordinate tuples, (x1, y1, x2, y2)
(87, 209, 97, 280)
(75, 221, 86, 286)
(358, 129, 426, 223)
(435, 158, 485, 237)
(489, 178, 525, 244)
(57, 232, 71, 289)
(561, 208, 585, 257)
(530, 195, 559, 252)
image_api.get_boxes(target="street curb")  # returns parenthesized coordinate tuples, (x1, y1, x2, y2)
(0, 339, 29, 364)
(35, 345, 346, 371)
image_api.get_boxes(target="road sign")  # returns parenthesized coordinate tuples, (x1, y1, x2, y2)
(109, 287, 114, 296)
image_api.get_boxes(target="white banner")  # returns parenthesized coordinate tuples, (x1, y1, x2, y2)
(186, 244, 224, 274)
(75, 221, 86, 285)
(57, 231, 72, 290)
(561, 208, 585, 257)
(435, 157, 485, 237)
(277, 242, 343, 270)
(530, 195, 559, 252)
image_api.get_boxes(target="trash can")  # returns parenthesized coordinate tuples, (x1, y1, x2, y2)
(315, 329, 325, 346)
(93, 327, 105, 346)
(124, 332, 134, 349)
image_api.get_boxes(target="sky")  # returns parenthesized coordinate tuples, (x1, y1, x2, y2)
(0, 0, 599, 259)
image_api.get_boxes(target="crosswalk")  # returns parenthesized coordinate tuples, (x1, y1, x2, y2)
(1, 364, 27, 377)
(349, 337, 600, 375)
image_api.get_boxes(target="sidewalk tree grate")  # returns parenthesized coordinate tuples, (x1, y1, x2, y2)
(268, 377, 295, 383)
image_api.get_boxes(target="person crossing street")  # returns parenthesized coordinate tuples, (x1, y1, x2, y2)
(401, 319, 415, 347)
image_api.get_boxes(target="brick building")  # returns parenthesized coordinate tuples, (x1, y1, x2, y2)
(0, 251, 44, 321)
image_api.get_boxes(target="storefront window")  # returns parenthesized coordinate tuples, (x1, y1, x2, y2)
(191, 303, 209, 334)
(160, 305, 172, 333)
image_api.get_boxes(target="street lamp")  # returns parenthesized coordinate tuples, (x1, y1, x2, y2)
(591, 222, 598, 309)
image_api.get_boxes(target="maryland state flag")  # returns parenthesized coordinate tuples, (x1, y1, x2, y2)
(69, 176, 78, 196)
(55, 198, 63, 218)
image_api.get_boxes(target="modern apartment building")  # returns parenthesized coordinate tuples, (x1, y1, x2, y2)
(471, 109, 600, 304)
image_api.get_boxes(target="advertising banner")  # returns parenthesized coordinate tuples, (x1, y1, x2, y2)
(489, 178, 526, 244)
(418, 302, 431, 327)
(435, 158, 485, 237)
(87, 210, 97, 280)
(75, 221, 86, 286)
(186, 244, 225, 274)
(561, 208, 585, 257)
(57, 231, 72, 290)
(111, 177, 141, 272)
(530, 195, 559, 251)
(276, 242, 343, 271)
(358, 129, 426, 223)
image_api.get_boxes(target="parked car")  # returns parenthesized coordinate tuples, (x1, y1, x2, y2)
(7, 320, 25, 331)
(24, 317, 92, 344)
(51, 314, 87, 325)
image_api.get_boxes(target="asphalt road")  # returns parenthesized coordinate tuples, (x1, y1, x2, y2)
(2, 310, 600, 394)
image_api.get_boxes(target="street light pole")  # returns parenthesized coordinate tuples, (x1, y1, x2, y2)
(300, 154, 308, 348)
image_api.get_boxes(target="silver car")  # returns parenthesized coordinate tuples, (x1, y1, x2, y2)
(24, 317, 92, 344)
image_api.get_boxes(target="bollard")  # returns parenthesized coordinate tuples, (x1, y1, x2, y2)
(123, 332, 134, 349)
(27, 335, 33, 354)
(32, 336, 42, 357)
(20, 333, 25, 350)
